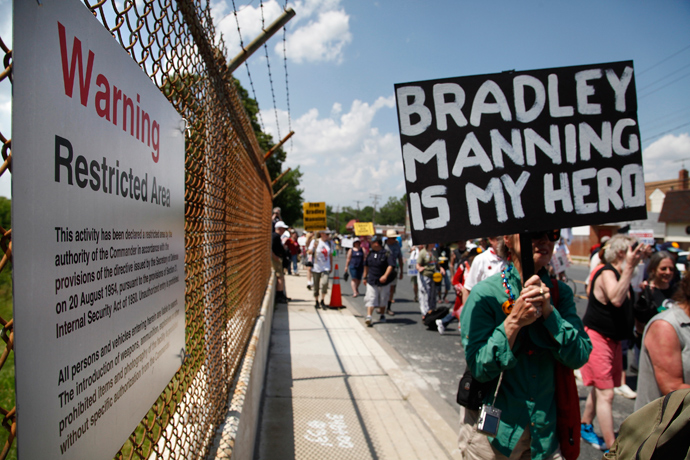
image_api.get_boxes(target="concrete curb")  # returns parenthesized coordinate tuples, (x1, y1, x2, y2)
(208, 272, 276, 460)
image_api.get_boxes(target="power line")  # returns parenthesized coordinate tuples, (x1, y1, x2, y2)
(637, 62, 690, 91)
(643, 106, 690, 131)
(637, 43, 690, 76)
(638, 71, 690, 99)
(642, 121, 690, 144)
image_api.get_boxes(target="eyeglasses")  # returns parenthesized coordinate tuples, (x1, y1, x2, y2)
(526, 229, 561, 242)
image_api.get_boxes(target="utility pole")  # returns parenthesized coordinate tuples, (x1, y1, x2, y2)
(335, 205, 340, 234)
(370, 193, 381, 225)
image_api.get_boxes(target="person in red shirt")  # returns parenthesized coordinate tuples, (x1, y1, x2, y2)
(436, 247, 482, 334)
(285, 230, 301, 275)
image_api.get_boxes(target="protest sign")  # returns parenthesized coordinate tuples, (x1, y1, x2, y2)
(395, 60, 647, 244)
(354, 222, 375, 236)
(303, 202, 327, 231)
(629, 229, 655, 245)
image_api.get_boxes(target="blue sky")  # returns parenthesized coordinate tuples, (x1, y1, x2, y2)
(1, 0, 689, 210)
(211, 0, 690, 213)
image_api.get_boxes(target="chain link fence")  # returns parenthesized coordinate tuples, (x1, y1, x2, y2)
(0, 0, 275, 457)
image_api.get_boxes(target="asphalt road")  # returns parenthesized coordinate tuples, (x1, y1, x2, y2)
(333, 253, 637, 459)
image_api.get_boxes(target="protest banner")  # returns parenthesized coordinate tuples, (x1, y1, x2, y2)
(354, 222, 375, 236)
(303, 202, 327, 231)
(395, 60, 647, 245)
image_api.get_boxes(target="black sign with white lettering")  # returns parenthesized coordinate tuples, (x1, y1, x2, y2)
(395, 60, 646, 244)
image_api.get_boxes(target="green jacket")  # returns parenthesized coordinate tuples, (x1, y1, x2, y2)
(460, 267, 591, 459)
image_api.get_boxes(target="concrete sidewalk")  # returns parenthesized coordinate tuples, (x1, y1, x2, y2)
(255, 267, 461, 459)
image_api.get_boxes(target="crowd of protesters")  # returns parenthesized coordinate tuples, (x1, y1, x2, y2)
(269, 204, 690, 457)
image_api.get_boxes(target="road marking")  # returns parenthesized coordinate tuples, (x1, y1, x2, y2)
(304, 413, 354, 449)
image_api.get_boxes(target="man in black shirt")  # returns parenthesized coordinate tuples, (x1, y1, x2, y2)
(272, 221, 290, 303)
(363, 235, 395, 326)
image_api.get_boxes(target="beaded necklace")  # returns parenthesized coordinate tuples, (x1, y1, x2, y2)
(501, 263, 516, 315)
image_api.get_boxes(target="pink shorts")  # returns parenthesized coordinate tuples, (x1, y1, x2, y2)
(580, 327, 622, 389)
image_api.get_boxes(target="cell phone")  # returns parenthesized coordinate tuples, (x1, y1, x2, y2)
(631, 241, 639, 250)
(477, 404, 502, 437)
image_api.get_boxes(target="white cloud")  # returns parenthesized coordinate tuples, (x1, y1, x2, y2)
(642, 133, 690, 181)
(212, 0, 284, 58)
(282, 9, 351, 64)
(261, 95, 404, 207)
(211, 0, 351, 64)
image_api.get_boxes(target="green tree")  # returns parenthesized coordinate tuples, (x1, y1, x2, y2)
(0, 197, 10, 301)
(234, 79, 304, 225)
(377, 195, 406, 225)
(0, 197, 10, 230)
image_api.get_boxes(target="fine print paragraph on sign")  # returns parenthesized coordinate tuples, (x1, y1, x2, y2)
(53, 227, 181, 454)
(395, 60, 647, 244)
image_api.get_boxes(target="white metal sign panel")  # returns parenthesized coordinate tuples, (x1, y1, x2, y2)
(629, 229, 655, 245)
(12, 1, 185, 458)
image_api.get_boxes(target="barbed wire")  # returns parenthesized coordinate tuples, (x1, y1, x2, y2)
(261, 0, 282, 142)
(282, 0, 293, 153)
(232, 0, 266, 133)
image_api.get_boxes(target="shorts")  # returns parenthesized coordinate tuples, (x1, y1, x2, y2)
(272, 258, 284, 279)
(580, 326, 622, 390)
(348, 266, 363, 280)
(364, 283, 390, 308)
(312, 271, 330, 296)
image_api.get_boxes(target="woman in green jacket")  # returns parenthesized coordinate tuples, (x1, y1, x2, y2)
(459, 231, 592, 460)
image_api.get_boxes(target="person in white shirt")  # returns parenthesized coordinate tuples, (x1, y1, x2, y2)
(309, 229, 334, 309)
(461, 236, 505, 304)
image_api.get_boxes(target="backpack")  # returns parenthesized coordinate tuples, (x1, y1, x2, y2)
(422, 306, 449, 330)
(603, 389, 690, 460)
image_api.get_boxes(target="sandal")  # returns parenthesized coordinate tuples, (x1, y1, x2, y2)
(386, 309, 395, 316)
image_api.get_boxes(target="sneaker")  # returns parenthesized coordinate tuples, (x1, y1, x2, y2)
(581, 423, 607, 450)
(307, 284, 312, 290)
(436, 319, 445, 335)
(365, 316, 372, 327)
(614, 384, 637, 399)
(320, 300, 326, 309)
(379, 315, 386, 323)
(315, 301, 320, 308)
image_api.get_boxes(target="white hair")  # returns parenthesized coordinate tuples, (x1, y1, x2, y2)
(603, 234, 634, 264)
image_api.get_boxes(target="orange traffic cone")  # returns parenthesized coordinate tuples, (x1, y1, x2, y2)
(329, 264, 344, 308)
